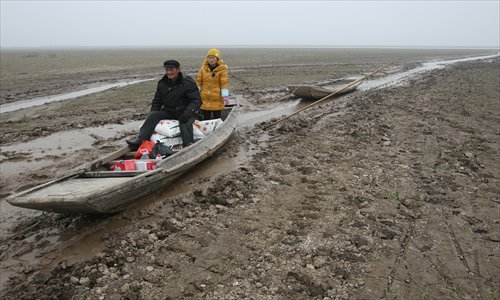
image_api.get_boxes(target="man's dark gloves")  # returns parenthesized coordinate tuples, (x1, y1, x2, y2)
(179, 111, 195, 123)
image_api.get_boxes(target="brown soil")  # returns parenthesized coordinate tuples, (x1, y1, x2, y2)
(0, 51, 499, 299)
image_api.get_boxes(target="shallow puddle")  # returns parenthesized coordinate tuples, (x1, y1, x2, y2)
(0, 79, 153, 114)
(0, 121, 143, 179)
(238, 99, 304, 129)
(360, 53, 499, 90)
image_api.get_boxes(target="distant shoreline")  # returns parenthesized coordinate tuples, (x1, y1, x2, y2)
(1, 45, 499, 51)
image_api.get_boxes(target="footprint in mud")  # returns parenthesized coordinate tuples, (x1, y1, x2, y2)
(34, 154, 62, 161)
(30, 173, 51, 180)
(90, 133, 105, 142)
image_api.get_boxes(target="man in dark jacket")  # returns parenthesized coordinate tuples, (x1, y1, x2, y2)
(127, 60, 202, 150)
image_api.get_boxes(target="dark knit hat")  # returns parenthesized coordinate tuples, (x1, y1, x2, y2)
(163, 60, 180, 68)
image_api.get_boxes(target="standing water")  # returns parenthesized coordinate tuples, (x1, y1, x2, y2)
(0, 79, 153, 114)
(360, 53, 499, 90)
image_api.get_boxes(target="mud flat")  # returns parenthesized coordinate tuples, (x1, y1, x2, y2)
(0, 49, 499, 299)
(0, 47, 490, 105)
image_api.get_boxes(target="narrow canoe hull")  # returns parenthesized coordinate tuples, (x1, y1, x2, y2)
(288, 79, 361, 100)
(7, 106, 239, 214)
(7, 171, 183, 213)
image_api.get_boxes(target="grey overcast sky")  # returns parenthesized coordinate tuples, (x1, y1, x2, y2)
(1, 0, 499, 48)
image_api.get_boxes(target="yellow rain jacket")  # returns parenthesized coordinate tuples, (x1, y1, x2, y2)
(196, 59, 229, 111)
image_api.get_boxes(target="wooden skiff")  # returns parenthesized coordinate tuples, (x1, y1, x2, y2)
(7, 106, 239, 214)
(287, 78, 361, 100)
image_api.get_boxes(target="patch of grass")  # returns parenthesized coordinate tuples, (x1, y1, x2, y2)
(71, 288, 85, 300)
(369, 250, 382, 261)
(222, 253, 242, 269)
(420, 288, 430, 300)
(488, 289, 499, 300)
(447, 282, 464, 299)
(387, 191, 400, 203)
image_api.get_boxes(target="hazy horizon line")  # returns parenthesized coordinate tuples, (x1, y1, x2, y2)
(2, 45, 499, 51)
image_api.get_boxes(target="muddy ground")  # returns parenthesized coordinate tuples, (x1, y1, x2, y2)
(0, 48, 486, 105)
(1, 49, 499, 299)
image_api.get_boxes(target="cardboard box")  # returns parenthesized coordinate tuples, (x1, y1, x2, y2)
(124, 160, 136, 170)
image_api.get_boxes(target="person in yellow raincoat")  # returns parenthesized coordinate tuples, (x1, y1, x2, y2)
(196, 48, 230, 120)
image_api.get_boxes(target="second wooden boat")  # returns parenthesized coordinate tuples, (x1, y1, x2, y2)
(288, 78, 361, 100)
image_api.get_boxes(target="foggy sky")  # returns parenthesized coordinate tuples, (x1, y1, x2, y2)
(1, 0, 499, 49)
